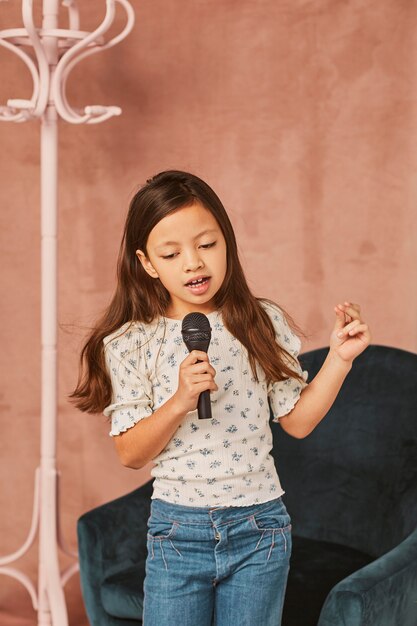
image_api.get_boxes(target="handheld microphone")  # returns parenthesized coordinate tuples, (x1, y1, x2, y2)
(181, 312, 213, 419)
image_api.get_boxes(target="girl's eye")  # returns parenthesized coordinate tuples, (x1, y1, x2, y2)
(162, 242, 216, 260)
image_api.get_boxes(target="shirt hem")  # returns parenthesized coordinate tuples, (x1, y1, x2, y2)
(150, 489, 286, 508)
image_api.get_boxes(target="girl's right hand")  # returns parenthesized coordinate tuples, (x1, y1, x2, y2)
(173, 350, 219, 414)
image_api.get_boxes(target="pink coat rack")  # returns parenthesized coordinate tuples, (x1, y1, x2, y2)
(0, 1, 135, 623)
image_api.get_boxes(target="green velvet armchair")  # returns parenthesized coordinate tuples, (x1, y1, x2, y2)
(77, 345, 417, 625)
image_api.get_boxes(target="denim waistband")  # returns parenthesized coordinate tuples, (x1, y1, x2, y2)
(150, 496, 285, 525)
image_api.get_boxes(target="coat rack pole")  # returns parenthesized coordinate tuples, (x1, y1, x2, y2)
(0, 2, 135, 623)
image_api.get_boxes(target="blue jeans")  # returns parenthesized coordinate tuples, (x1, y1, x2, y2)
(143, 495, 292, 626)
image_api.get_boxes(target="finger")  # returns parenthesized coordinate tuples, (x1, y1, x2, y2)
(338, 322, 367, 338)
(342, 302, 361, 315)
(337, 320, 361, 337)
(334, 307, 354, 327)
(198, 381, 218, 393)
(188, 361, 216, 376)
(343, 301, 361, 311)
(193, 373, 217, 384)
(336, 303, 360, 320)
(346, 323, 368, 336)
(190, 350, 209, 361)
(190, 381, 212, 395)
(337, 303, 358, 314)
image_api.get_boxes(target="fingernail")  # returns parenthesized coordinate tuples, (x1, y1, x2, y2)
(337, 331, 344, 337)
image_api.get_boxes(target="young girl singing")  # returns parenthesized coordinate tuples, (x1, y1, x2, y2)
(70, 170, 371, 626)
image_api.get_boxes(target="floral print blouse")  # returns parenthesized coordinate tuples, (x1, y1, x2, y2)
(102, 300, 309, 507)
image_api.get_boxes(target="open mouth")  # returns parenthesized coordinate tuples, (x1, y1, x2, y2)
(185, 276, 209, 286)
(185, 276, 211, 293)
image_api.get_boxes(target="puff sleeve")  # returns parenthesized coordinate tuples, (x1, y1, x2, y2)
(261, 301, 309, 422)
(102, 327, 154, 437)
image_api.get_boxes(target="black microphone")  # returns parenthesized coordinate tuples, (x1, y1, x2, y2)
(181, 312, 213, 419)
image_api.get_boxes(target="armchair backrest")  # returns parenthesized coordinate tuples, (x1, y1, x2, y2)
(270, 345, 417, 558)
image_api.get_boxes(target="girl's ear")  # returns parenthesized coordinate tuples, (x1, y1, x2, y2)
(136, 249, 159, 279)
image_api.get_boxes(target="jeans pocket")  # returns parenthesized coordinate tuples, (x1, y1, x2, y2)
(250, 502, 292, 562)
(250, 501, 292, 532)
(146, 515, 183, 571)
(147, 515, 179, 541)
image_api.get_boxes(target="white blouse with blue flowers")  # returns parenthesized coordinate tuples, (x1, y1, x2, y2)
(102, 300, 309, 507)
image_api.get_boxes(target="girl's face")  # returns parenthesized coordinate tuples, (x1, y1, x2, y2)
(136, 201, 227, 319)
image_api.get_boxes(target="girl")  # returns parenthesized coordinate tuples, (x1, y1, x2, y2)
(70, 170, 371, 626)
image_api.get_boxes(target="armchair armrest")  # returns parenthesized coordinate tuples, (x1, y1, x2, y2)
(318, 525, 417, 626)
(77, 479, 154, 626)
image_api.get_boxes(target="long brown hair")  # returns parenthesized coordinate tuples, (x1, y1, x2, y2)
(68, 170, 308, 416)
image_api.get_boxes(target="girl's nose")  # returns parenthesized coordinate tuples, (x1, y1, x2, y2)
(183, 252, 204, 271)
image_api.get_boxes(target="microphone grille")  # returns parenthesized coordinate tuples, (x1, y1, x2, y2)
(181, 312, 211, 333)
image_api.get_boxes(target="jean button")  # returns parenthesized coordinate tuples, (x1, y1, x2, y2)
(215, 532, 221, 541)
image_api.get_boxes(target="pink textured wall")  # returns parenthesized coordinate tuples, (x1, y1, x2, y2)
(1, 1, 416, 623)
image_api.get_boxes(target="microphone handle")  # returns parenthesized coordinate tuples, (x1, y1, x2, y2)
(196, 358, 212, 420)
(197, 389, 212, 419)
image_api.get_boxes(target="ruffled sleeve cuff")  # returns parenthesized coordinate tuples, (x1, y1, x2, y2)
(102, 327, 154, 437)
(260, 300, 309, 422)
(104, 400, 154, 437)
(268, 368, 309, 422)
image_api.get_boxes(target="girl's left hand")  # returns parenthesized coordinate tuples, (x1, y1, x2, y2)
(330, 301, 372, 364)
